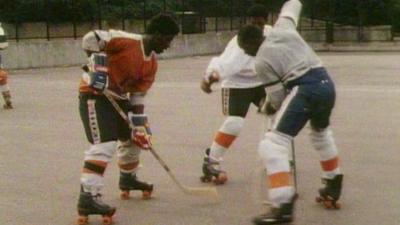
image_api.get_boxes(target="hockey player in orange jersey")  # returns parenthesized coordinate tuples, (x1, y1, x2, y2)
(76, 14, 179, 225)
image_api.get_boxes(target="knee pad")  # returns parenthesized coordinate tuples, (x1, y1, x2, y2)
(117, 139, 141, 165)
(258, 132, 292, 175)
(309, 127, 338, 160)
(219, 116, 244, 136)
(81, 173, 104, 195)
(84, 141, 116, 162)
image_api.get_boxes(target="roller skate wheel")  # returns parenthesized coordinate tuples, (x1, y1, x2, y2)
(200, 175, 212, 183)
(77, 215, 89, 225)
(142, 190, 152, 199)
(120, 191, 130, 200)
(323, 200, 333, 209)
(102, 216, 113, 225)
(213, 173, 228, 185)
(333, 202, 341, 209)
(315, 196, 322, 203)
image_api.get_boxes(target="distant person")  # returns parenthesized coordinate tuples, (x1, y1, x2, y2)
(199, 4, 272, 185)
(0, 23, 12, 109)
(76, 14, 179, 225)
(237, 0, 343, 224)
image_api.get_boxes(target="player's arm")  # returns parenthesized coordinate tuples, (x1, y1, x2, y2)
(274, 0, 303, 30)
(201, 37, 252, 93)
(83, 53, 109, 93)
(201, 57, 221, 94)
(255, 59, 287, 115)
(128, 92, 152, 150)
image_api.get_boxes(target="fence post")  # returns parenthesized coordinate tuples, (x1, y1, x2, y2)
(199, 0, 206, 32)
(97, 0, 102, 29)
(357, 1, 365, 42)
(72, 0, 77, 39)
(311, 0, 315, 27)
(14, 2, 19, 42)
(45, 0, 50, 41)
(122, 0, 126, 30)
(325, 0, 334, 44)
(143, 0, 146, 32)
(215, 0, 218, 32)
(181, 0, 185, 34)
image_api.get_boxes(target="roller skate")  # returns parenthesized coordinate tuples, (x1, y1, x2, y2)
(3, 101, 12, 109)
(77, 190, 116, 225)
(119, 172, 153, 200)
(2, 91, 12, 109)
(315, 174, 343, 209)
(253, 195, 296, 225)
(200, 148, 227, 185)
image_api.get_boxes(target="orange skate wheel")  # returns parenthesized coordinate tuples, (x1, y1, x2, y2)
(102, 216, 113, 225)
(333, 202, 341, 209)
(120, 191, 130, 200)
(142, 190, 152, 199)
(323, 200, 333, 209)
(214, 173, 228, 185)
(77, 215, 89, 225)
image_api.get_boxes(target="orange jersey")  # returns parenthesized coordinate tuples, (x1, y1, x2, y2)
(79, 35, 158, 95)
(0, 69, 8, 85)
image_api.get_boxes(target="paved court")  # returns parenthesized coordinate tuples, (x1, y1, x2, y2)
(0, 53, 399, 225)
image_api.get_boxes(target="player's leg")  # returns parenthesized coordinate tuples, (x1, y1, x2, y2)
(254, 86, 309, 225)
(117, 138, 153, 199)
(115, 98, 154, 199)
(201, 88, 251, 184)
(0, 69, 12, 109)
(308, 72, 343, 209)
(77, 94, 118, 225)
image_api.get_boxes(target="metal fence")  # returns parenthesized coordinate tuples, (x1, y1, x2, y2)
(0, 0, 395, 42)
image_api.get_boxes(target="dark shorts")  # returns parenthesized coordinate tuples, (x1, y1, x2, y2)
(79, 93, 131, 144)
(275, 68, 336, 137)
(221, 85, 266, 117)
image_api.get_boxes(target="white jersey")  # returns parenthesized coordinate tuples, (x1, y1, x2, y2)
(205, 25, 272, 89)
(254, 0, 323, 108)
(0, 23, 8, 50)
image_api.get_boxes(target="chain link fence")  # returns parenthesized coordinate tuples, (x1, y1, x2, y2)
(0, 0, 396, 42)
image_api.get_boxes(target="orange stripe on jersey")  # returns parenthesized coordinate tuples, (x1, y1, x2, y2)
(215, 132, 236, 148)
(118, 161, 139, 171)
(320, 156, 339, 171)
(268, 172, 291, 189)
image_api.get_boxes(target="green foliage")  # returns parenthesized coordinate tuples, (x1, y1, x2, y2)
(0, 0, 398, 30)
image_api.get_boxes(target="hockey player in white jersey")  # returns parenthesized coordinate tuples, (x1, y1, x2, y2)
(200, 4, 272, 184)
(238, 0, 343, 224)
(0, 23, 12, 109)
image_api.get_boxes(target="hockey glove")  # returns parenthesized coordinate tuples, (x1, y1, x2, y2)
(88, 71, 108, 92)
(200, 71, 220, 94)
(258, 94, 277, 116)
(128, 112, 152, 150)
(87, 53, 109, 93)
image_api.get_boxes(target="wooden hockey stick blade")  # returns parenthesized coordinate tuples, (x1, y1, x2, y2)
(181, 186, 219, 198)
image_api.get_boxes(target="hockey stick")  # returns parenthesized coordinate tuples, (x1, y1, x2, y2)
(290, 139, 298, 193)
(103, 90, 218, 198)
